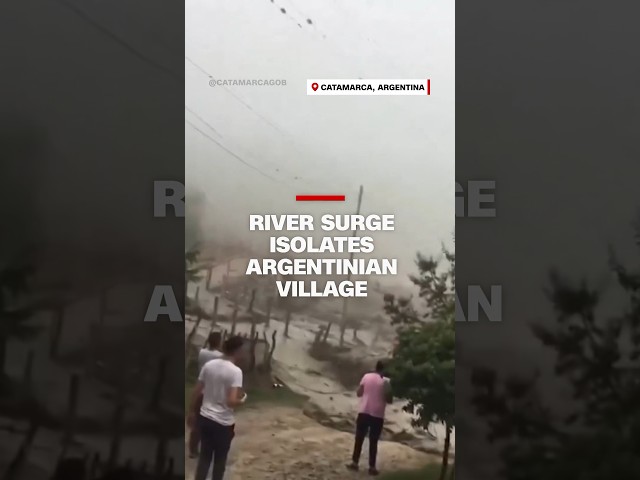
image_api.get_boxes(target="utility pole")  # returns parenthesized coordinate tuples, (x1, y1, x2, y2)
(339, 185, 364, 347)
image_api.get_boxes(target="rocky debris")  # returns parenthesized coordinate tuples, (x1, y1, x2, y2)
(302, 400, 354, 433)
(301, 399, 449, 457)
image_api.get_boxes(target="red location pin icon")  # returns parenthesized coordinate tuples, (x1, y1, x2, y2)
(311, 82, 319, 91)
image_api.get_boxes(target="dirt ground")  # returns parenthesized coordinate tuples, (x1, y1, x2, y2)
(185, 405, 435, 480)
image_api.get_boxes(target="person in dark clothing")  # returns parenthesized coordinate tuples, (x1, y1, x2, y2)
(347, 361, 393, 476)
(189, 331, 224, 458)
(188, 335, 246, 480)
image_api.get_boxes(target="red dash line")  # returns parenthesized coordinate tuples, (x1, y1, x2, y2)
(296, 195, 345, 202)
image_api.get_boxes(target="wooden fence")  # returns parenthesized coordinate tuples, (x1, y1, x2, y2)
(3, 343, 181, 480)
(48, 451, 180, 479)
(186, 290, 279, 374)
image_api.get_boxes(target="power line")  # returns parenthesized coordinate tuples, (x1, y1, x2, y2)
(53, 2, 368, 200)
(185, 119, 284, 185)
(185, 55, 211, 78)
(185, 106, 222, 138)
(185, 54, 355, 192)
(56, 0, 181, 82)
(271, 0, 406, 75)
(185, 105, 307, 184)
(223, 86, 287, 136)
(185, 117, 351, 196)
(186, 46, 371, 195)
(185, 56, 287, 136)
(187, 116, 363, 209)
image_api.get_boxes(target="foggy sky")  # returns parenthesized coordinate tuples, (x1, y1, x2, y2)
(185, 0, 455, 284)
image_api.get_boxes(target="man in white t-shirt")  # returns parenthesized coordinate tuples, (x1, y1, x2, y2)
(198, 331, 224, 371)
(189, 331, 224, 458)
(188, 335, 246, 480)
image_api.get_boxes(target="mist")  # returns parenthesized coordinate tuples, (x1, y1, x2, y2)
(185, 0, 455, 288)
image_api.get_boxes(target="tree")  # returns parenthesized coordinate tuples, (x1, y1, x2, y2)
(471, 222, 640, 479)
(384, 246, 455, 327)
(385, 245, 455, 480)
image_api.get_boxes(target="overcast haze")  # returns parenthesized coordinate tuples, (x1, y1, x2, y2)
(185, 0, 455, 282)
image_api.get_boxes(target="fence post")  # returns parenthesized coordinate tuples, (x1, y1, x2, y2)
(268, 330, 277, 369)
(150, 356, 168, 411)
(4, 418, 39, 479)
(230, 307, 238, 335)
(249, 331, 259, 371)
(89, 452, 101, 479)
(249, 290, 258, 338)
(187, 312, 203, 347)
(50, 306, 65, 359)
(265, 297, 272, 328)
(23, 349, 34, 386)
(247, 288, 256, 313)
(206, 266, 213, 290)
(284, 308, 291, 338)
(165, 457, 175, 478)
(322, 322, 332, 343)
(208, 296, 219, 337)
(63, 374, 80, 449)
(107, 380, 126, 470)
(153, 436, 167, 478)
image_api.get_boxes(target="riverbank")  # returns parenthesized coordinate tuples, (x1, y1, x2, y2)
(187, 267, 455, 456)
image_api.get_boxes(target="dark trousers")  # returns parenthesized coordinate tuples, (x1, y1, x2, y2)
(352, 413, 384, 468)
(194, 415, 235, 480)
(189, 424, 200, 456)
(189, 396, 204, 456)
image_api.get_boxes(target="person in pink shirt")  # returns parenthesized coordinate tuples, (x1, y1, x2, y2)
(346, 361, 393, 476)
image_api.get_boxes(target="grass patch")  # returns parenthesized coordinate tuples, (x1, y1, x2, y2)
(379, 464, 441, 480)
